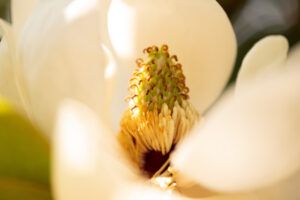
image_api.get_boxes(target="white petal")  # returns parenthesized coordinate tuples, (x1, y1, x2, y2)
(53, 99, 137, 200)
(108, 0, 237, 114)
(254, 169, 300, 200)
(236, 35, 288, 94)
(195, 195, 258, 200)
(17, 0, 118, 136)
(172, 68, 300, 192)
(114, 182, 255, 200)
(0, 19, 25, 113)
(11, 0, 39, 40)
(113, 183, 175, 200)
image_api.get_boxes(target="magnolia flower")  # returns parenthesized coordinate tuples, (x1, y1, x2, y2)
(53, 35, 300, 200)
(1, 0, 236, 136)
(0, 0, 299, 199)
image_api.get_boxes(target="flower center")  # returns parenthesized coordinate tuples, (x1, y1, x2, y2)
(118, 45, 199, 178)
(143, 150, 170, 177)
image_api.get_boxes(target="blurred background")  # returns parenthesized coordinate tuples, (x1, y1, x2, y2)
(0, 0, 299, 85)
(217, 0, 300, 84)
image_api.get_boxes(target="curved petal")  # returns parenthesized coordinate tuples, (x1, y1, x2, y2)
(0, 20, 25, 113)
(114, 182, 255, 200)
(108, 0, 237, 114)
(172, 67, 300, 192)
(11, 0, 39, 39)
(113, 183, 175, 200)
(236, 35, 288, 94)
(17, 0, 118, 136)
(53, 99, 137, 200)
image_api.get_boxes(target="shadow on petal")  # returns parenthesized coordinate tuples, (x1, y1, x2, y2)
(172, 67, 300, 192)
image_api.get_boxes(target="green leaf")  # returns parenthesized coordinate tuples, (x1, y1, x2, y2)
(0, 178, 51, 200)
(0, 99, 52, 199)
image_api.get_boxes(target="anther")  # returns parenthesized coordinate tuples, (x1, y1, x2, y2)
(152, 46, 159, 52)
(130, 105, 138, 111)
(147, 47, 152, 53)
(129, 84, 138, 90)
(171, 55, 178, 62)
(181, 93, 189, 100)
(183, 87, 189, 93)
(136, 58, 144, 65)
(131, 94, 138, 99)
(136, 72, 143, 77)
(130, 77, 137, 82)
(161, 44, 168, 52)
(175, 63, 182, 70)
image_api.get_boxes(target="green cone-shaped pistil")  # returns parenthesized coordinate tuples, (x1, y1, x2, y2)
(127, 45, 189, 113)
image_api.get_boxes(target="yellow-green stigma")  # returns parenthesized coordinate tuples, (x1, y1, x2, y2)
(127, 44, 189, 115)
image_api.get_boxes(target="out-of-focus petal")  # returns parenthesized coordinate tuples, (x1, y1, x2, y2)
(0, 19, 24, 113)
(113, 183, 175, 200)
(53, 99, 137, 200)
(172, 67, 300, 192)
(17, 0, 117, 136)
(0, 38, 24, 112)
(11, 0, 39, 39)
(236, 35, 288, 94)
(108, 0, 237, 114)
(253, 169, 300, 200)
(194, 195, 258, 200)
(113, 182, 255, 200)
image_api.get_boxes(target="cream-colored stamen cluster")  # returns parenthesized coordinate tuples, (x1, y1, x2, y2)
(118, 45, 199, 177)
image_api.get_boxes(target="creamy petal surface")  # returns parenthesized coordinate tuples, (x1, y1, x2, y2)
(11, 0, 39, 40)
(172, 67, 300, 192)
(236, 35, 288, 94)
(114, 182, 256, 200)
(18, 0, 117, 136)
(254, 169, 300, 200)
(108, 0, 237, 114)
(53, 99, 137, 200)
(0, 20, 24, 112)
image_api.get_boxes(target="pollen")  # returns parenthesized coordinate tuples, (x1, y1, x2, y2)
(118, 45, 200, 178)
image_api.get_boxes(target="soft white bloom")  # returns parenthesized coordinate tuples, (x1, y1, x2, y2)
(53, 36, 300, 200)
(235, 35, 289, 94)
(2, 0, 237, 136)
(0, 0, 38, 113)
(17, 0, 117, 134)
(107, 0, 237, 117)
(173, 35, 300, 194)
(0, 0, 299, 199)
